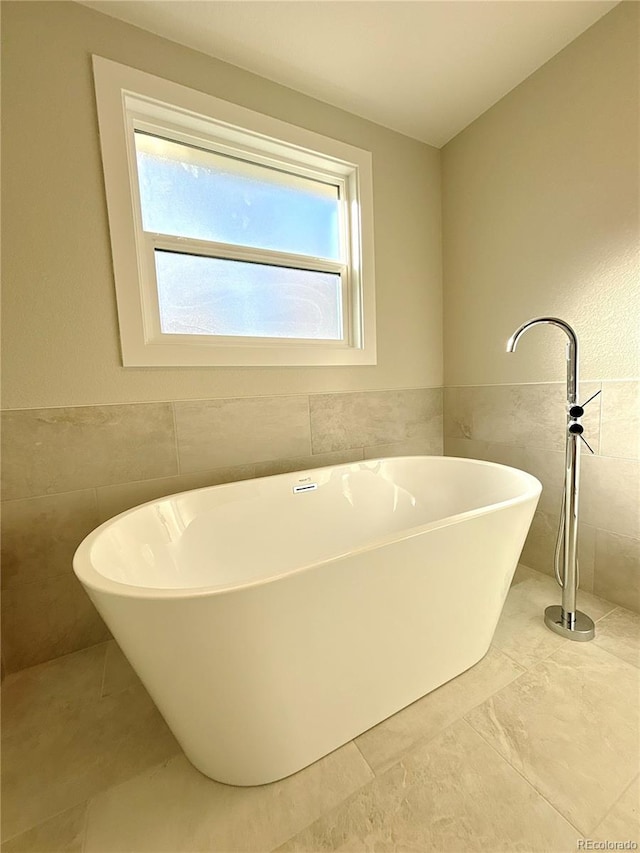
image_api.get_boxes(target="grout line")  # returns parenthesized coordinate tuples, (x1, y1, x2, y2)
(306, 394, 314, 456)
(443, 379, 639, 389)
(90, 486, 100, 525)
(352, 647, 529, 781)
(170, 401, 182, 475)
(439, 434, 639, 462)
(267, 744, 379, 853)
(0, 801, 92, 849)
(597, 380, 603, 456)
(460, 717, 586, 837)
(590, 638, 640, 671)
(592, 600, 620, 622)
(588, 772, 639, 838)
(1, 485, 104, 505)
(81, 798, 91, 853)
(0, 385, 445, 413)
(3, 639, 112, 680)
(352, 739, 376, 779)
(99, 641, 109, 700)
(489, 641, 561, 672)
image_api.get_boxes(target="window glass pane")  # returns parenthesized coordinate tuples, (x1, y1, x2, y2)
(155, 250, 343, 340)
(135, 132, 340, 261)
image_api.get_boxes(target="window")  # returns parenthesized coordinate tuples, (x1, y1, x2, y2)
(92, 57, 376, 366)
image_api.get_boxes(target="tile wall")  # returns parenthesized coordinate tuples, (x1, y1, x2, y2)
(1, 387, 443, 673)
(444, 380, 640, 614)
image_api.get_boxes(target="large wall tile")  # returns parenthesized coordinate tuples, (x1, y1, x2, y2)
(581, 454, 640, 539)
(444, 381, 638, 625)
(310, 388, 442, 454)
(600, 381, 640, 459)
(443, 437, 569, 518)
(594, 530, 640, 612)
(1, 491, 99, 590)
(519, 509, 595, 592)
(95, 464, 256, 523)
(1, 574, 110, 673)
(444, 382, 601, 452)
(1, 405, 178, 501)
(443, 386, 473, 439)
(519, 446, 566, 515)
(444, 436, 526, 468)
(254, 448, 364, 478)
(363, 434, 443, 459)
(174, 396, 311, 472)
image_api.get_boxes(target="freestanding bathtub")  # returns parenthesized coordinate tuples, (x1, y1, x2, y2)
(73, 456, 540, 785)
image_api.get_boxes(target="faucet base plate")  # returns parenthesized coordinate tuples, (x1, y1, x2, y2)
(544, 605, 595, 642)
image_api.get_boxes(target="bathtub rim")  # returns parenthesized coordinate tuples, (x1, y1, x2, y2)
(73, 455, 541, 601)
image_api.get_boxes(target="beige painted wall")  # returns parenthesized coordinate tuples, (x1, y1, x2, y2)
(1, 1, 442, 410)
(442, 1, 639, 387)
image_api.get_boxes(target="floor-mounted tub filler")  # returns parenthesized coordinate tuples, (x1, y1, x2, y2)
(507, 317, 598, 641)
(74, 456, 540, 786)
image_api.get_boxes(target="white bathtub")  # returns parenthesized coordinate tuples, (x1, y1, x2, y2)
(73, 456, 540, 786)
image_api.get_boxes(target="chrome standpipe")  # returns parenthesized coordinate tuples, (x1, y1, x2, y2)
(506, 317, 595, 642)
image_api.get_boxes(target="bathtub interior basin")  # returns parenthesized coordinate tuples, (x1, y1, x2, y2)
(78, 455, 540, 596)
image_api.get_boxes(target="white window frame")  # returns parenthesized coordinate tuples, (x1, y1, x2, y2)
(92, 56, 377, 367)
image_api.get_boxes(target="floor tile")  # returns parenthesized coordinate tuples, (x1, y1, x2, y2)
(593, 607, 640, 668)
(0, 803, 87, 853)
(84, 744, 373, 853)
(466, 643, 639, 835)
(355, 646, 523, 775)
(277, 720, 578, 852)
(1, 643, 106, 725)
(101, 641, 141, 698)
(511, 563, 539, 585)
(2, 666, 179, 840)
(492, 569, 615, 669)
(591, 776, 640, 843)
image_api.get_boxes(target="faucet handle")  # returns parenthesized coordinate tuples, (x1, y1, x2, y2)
(570, 389, 602, 419)
(568, 421, 595, 453)
(579, 433, 595, 455)
(580, 389, 602, 409)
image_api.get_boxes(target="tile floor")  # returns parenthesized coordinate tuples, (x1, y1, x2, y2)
(1, 565, 638, 852)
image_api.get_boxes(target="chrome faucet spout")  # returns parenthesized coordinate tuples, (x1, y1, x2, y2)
(506, 316, 578, 403)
